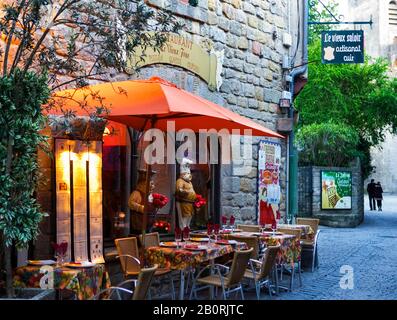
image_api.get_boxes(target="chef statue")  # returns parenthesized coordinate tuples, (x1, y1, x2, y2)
(128, 169, 156, 234)
(175, 158, 197, 230)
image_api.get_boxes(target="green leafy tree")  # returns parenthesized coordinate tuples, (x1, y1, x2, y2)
(0, 0, 182, 297)
(296, 122, 361, 167)
(308, 0, 339, 43)
(295, 41, 397, 177)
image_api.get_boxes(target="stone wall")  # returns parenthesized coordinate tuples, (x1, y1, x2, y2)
(298, 163, 364, 228)
(135, 0, 303, 224)
(27, 0, 303, 260)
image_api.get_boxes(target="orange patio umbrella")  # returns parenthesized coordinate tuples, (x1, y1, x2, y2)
(49, 77, 284, 241)
(50, 77, 284, 138)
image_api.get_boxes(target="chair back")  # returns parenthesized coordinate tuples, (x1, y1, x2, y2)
(277, 228, 302, 242)
(237, 224, 261, 232)
(296, 218, 320, 235)
(227, 248, 253, 286)
(313, 229, 321, 245)
(132, 265, 158, 300)
(115, 237, 140, 275)
(139, 232, 160, 248)
(227, 235, 259, 259)
(258, 245, 280, 280)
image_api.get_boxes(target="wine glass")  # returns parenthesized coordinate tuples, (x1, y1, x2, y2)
(175, 227, 182, 248)
(271, 221, 277, 236)
(213, 224, 220, 242)
(183, 227, 190, 242)
(207, 222, 213, 239)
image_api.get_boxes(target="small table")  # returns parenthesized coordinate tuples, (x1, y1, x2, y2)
(145, 240, 248, 299)
(13, 263, 111, 300)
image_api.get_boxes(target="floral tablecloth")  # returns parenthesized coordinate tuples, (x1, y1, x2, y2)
(145, 241, 248, 270)
(259, 234, 301, 266)
(221, 231, 301, 266)
(13, 264, 111, 300)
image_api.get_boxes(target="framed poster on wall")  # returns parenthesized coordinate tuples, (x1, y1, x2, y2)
(321, 170, 352, 210)
(257, 140, 281, 225)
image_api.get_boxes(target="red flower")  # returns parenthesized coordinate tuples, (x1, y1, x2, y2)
(194, 194, 207, 208)
(230, 215, 235, 225)
(152, 193, 169, 208)
(221, 215, 228, 225)
(52, 241, 68, 256)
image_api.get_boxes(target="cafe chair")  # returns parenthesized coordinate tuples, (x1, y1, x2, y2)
(237, 224, 261, 232)
(115, 237, 175, 299)
(296, 218, 320, 236)
(139, 232, 160, 248)
(189, 248, 253, 300)
(275, 228, 302, 291)
(91, 265, 158, 300)
(243, 245, 280, 300)
(226, 235, 260, 260)
(301, 229, 321, 272)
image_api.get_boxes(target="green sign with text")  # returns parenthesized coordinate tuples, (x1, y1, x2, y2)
(321, 30, 364, 64)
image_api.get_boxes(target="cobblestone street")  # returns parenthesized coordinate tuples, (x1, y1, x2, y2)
(263, 195, 397, 300)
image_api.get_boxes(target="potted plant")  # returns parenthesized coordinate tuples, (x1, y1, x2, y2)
(0, 0, 181, 299)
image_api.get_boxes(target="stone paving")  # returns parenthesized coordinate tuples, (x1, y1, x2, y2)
(255, 195, 397, 300)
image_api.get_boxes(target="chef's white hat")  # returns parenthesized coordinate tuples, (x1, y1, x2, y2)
(180, 157, 193, 174)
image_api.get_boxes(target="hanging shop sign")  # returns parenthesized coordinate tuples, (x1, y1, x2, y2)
(257, 140, 281, 224)
(321, 170, 352, 210)
(127, 32, 224, 91)
(321, 30, 364, 64)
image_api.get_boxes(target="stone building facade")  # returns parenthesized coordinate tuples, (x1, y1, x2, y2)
(27, 0, 307, 258)
(131, 0, 306, 224)
(340, 0, 397, 192)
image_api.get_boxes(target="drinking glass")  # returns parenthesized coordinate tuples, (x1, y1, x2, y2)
(207, 222, 213, 239)
(213, 224, 220, 242)
(175, 228, 182, 248)
(183, 227, 190, 242)
(271, 221, 277, 236)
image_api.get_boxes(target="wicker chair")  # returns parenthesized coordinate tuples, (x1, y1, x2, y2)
(189, 248, 253, 300)
(275, 228, 302, 291)
(227, 235, 260, 260)
(91, 265, 158, 300)
(296, 218, 320, 241)
(139, 232, 160, 248)
(243, 245, 280, 299)
(301, 229, 321, 272)
(114, 237, 175, 299)
(237, 224, 261, 232)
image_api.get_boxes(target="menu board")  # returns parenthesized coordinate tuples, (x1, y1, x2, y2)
(257, 140, 281, 224)
(321, 170, 352, 210)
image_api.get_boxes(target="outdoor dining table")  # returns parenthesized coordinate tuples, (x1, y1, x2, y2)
(13, 263, 111, 300)
(220, 231, 301, 266)
(144, 240, 248, 300)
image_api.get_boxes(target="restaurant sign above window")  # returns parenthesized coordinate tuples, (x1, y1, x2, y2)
(321, 30, 364, 64)
(127, 32, 224, 91)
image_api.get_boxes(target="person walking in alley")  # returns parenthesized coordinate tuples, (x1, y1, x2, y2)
(367, 179, 376, 210)
(374, 182, 384, 211)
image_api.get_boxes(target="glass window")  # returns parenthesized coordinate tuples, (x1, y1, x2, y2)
(102, 122, 130, 242)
